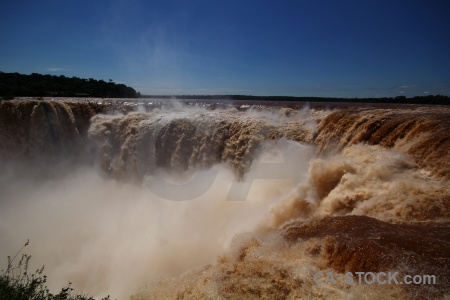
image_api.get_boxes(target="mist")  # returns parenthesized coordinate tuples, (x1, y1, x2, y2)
(0, 134, 313, 298)
(1, 99, 448, 299)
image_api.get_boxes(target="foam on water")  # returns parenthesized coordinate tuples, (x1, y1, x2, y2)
(0, 99, 449, 299)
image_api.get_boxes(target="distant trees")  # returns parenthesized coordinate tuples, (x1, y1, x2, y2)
(142, 94, 450, 105)
(0, 72, 138, 99)
(1, 71, 448, 104)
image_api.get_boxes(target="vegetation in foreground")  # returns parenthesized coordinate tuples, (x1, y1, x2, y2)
(0, 240, 112, 300)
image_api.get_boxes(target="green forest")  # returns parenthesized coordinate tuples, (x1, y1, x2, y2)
(0, 72, 139, 99)
(1, 71, 449, 105)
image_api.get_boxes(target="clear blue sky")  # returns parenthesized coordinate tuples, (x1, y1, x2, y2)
(1, 0, 450, 97)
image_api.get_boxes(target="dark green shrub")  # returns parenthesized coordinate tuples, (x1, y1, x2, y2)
(0, 240, 111, 300)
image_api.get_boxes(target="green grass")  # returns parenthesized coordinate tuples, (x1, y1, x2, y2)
(0, 240, 111, 300)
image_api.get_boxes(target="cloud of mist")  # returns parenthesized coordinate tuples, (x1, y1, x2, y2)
(0, 137, 313, 298)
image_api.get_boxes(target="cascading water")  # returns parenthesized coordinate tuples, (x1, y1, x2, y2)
(0, 98, 448, 299)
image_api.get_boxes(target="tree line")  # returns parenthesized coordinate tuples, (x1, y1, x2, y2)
(145, 94, 450, 105)
(0, 72, 139, 99)
(2, 71, 448, 104)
